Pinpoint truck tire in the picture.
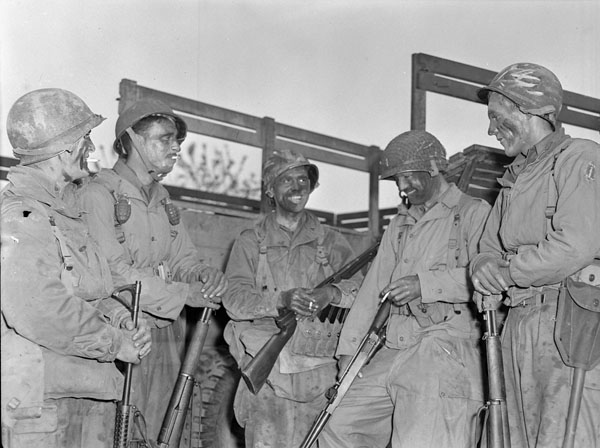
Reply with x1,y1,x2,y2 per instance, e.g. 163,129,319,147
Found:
195,348,245,448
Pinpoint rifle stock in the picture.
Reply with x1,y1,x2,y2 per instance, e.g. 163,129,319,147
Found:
241,240,381,395
300,293,391,448
157,307,212,448
481,294,511,448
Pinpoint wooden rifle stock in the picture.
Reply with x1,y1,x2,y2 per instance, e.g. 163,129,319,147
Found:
113,282,142,448
241,240,381,395
481,294,511,448
157,307,212,447
300,293,391,448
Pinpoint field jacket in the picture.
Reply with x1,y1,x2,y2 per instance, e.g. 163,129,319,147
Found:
337,184,491,356
77,159,210,324
473,128,600,305
1,166,124,412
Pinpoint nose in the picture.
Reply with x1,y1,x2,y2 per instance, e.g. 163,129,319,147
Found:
487,118,498,137
397,176,409,192
172,139,182,153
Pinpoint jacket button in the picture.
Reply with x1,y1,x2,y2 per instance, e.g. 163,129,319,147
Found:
437,288,443,294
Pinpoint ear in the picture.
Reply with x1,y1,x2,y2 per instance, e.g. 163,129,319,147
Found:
265,188,274,198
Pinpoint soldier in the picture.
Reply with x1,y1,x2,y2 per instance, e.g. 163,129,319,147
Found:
223,149,362,447
471,63,600,447
76,98,227,443
1,88,151,448
319,130,492,448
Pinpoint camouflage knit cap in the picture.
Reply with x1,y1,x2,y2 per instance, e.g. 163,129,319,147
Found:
262,149,319,191
380,130,448,180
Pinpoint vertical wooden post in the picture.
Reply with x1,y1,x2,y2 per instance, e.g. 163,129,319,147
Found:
260,117,276,214
367,145,381,238
411,53,426,131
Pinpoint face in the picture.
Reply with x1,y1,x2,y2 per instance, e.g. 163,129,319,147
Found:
138,118,182,177
269,166,311,217
60,132,96,182
487,92,536,158
393,171,438,206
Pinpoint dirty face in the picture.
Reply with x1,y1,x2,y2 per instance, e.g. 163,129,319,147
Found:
393,171,438,206
270,166,311,216
138,118,182,177
487,92,536,158
60,132,96,182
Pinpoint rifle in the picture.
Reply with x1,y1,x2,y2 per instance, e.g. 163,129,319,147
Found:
113,282,143,448
241,239,381,395
157,307,212,447
480,293,510,448
300,292,391,448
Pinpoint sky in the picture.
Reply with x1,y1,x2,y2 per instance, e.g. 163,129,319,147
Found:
1,0,599,212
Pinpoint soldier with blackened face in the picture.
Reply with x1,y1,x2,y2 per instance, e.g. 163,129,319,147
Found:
320,130,491,448
472,63,600,448
76,99,227,444
1,89,152,448
223,149,362,447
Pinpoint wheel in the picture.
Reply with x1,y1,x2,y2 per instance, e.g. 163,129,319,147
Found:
192,348,245,448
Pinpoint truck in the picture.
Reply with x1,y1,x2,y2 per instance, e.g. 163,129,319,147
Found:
1,53,597,447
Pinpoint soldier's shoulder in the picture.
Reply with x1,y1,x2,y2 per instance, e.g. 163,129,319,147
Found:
1,194,49,226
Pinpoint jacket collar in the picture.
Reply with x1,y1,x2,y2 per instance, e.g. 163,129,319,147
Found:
5,165,81,218
500,127,570,186
256,210,324,248
111,159,168,205
398,182,462,222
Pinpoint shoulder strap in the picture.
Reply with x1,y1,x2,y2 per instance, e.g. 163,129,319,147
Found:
254,228,278,293
48,214,75,296
445,193,471,270
545,138,574,223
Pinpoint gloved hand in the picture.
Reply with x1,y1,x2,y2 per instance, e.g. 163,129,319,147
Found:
186,281,222,309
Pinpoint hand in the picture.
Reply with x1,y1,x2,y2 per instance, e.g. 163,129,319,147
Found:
381,275,421,307
186,282,222,309
116,325,151,364
471,255,512,296
121,316,152,360
304,285,341,316
279,288,314,317
198,267,228,300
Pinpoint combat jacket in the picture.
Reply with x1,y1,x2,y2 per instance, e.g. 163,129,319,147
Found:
337,184,491,356
1,166,124,405
224,211,360,374
78,159,210,323
474,128,600,304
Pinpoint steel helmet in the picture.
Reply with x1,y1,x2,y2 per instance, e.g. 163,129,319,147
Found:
380,130,448,180
262,149,319,191
115,98,187,142
7,88,105,165
478,62,563,127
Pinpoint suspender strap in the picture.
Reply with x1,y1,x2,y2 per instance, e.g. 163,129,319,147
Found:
48,214,75,296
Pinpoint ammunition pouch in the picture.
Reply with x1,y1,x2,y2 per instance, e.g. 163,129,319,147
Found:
554,262,600,370
288,305,349,357
406,301,470,328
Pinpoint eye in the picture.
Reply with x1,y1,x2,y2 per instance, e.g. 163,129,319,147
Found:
298,177,309,185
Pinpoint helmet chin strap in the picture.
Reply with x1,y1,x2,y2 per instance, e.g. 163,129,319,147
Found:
125,128,164,182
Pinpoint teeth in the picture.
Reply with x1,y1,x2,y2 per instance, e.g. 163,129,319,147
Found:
86,158,99,163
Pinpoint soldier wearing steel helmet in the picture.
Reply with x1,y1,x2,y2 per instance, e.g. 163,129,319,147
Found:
471,63,600,447
222,149,362,447
319,130,491,448
75,98,228,443
1,88,152,448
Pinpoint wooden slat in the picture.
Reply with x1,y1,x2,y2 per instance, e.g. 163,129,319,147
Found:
183,115,262,147
417,72,481,103
275,122,371,157
559,108,600,131
414,53,495,86
122,80,263,131
275,139,369,172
